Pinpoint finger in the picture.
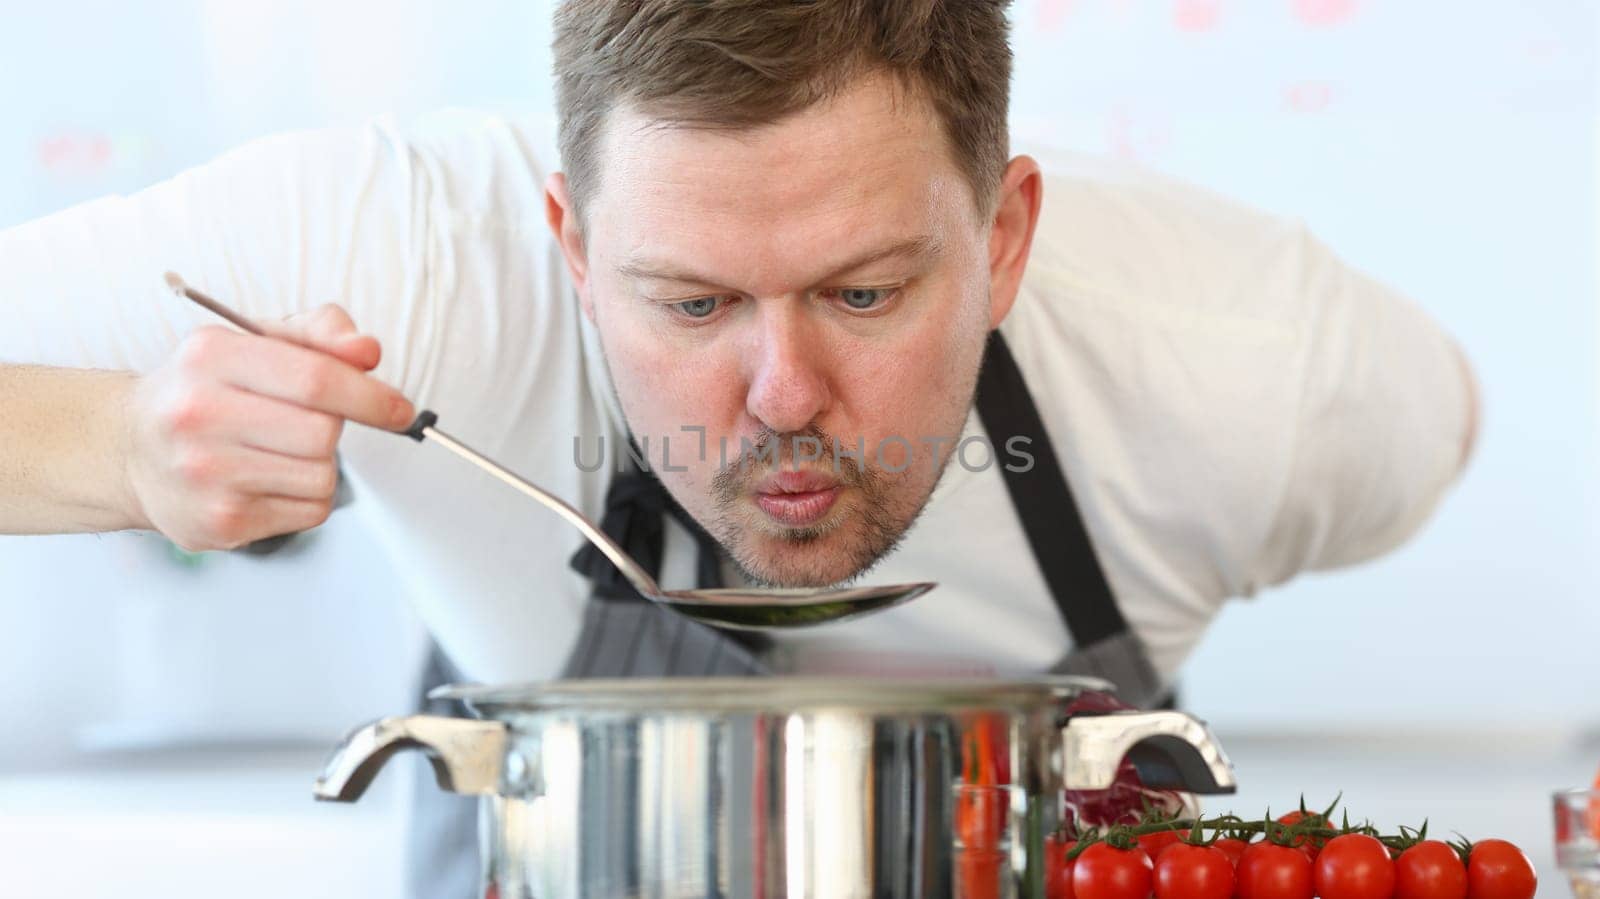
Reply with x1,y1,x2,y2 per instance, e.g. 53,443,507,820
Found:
179,443,340,501
261,304,382,371
155,380,344,457
322,334,382,372
260,495,335,534
234,449,340,502
198,493,336,550
235,495,336,541
184,328,414,431
209,387,346,458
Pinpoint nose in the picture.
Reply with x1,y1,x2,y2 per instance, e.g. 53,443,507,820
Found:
744,301,832,435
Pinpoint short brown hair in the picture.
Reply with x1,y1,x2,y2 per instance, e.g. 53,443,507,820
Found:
553,0,1014,224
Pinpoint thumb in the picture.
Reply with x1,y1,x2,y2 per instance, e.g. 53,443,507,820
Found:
263,304,382,372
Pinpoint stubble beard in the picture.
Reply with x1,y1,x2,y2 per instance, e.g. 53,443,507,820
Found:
707,423,964,588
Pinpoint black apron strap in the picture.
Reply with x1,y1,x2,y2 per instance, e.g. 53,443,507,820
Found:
563,447,770,678
974,331,1127,646
974,330,1168,709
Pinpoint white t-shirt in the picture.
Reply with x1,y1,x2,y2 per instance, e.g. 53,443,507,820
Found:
0,110,1472,687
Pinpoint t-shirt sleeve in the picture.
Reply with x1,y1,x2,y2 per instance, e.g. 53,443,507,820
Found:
0,118,434,395
1250,224,1474,586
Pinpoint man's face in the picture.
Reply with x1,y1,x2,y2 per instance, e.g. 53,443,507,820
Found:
573,74,999,588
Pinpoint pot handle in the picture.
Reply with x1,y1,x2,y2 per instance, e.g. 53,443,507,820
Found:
1061,711,1237,794
313,715,509,802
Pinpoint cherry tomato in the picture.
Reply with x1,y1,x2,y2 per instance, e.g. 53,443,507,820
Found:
1214,838,1250,868
1315,833,1396,899
1395,840,1468,899
1138,828,1190,860
1046,836,1078,899
1237,842,1314,899
1073,843,1153,899
1466,839,1536,899
1154,842,1235,899
1277,810,1331,862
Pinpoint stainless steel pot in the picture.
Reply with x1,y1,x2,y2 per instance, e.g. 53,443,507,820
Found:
315,676,1236,898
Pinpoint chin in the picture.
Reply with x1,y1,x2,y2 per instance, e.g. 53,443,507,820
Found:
727,513,907,589
736,544,863,589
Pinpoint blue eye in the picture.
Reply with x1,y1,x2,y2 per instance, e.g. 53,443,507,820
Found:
836,288,891,310
676,297,720,318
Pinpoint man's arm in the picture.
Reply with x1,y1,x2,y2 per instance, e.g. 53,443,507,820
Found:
0,366,143,534
0,123,426,547
1251,224,1479,584
1,322,412,548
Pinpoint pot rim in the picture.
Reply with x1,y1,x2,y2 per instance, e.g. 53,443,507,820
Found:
429,674,1116,713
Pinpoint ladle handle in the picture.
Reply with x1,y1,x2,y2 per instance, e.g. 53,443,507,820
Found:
403,409,664,597
165,271,666,599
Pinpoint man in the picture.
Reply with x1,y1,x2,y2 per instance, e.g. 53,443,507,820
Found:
0,0,1475,894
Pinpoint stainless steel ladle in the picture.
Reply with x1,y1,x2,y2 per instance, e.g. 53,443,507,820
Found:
165,272,935,630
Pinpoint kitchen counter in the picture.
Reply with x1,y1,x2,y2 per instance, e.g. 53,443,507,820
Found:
0,730,1591,897
1204,728,1596,898
0,746,411,899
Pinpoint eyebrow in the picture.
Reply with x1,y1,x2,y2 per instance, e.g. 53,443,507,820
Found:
616,235,943,289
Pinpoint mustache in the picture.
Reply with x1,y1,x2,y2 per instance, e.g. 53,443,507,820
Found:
710,424,871,496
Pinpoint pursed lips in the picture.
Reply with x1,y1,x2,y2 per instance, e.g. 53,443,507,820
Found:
753,469,843,527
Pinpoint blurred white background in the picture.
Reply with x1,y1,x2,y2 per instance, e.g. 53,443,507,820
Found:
0,1,1595,896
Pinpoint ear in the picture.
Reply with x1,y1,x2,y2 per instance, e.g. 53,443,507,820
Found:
544,172,596,322
985,155,1044,330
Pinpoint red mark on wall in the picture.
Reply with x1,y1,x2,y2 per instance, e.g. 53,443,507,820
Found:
35,130,156,180
1292,0,1357,28
1174,0,1221,33
36,131,113,177
1284,81,1335,113
1108,108,1172,162
1037,0,1073,33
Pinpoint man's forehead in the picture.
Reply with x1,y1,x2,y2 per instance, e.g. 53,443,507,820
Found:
587,79,973,232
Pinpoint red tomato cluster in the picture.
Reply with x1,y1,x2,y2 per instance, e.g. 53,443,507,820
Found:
1043,832,1536,899
1276,810,1335,863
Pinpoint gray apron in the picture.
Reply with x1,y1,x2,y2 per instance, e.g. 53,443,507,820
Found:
404,331,1166,898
